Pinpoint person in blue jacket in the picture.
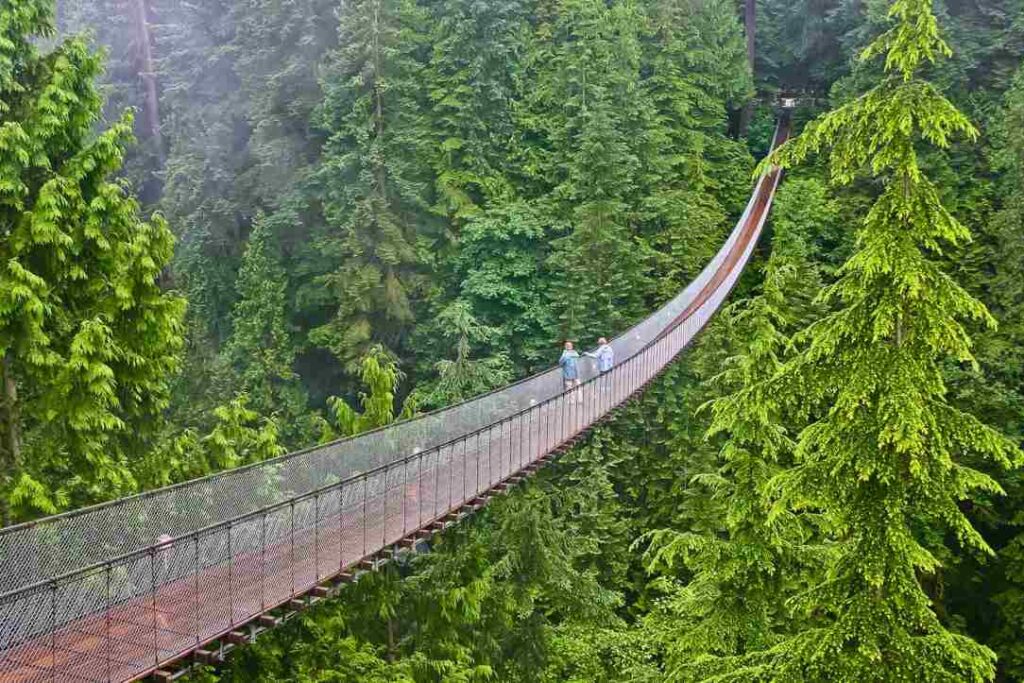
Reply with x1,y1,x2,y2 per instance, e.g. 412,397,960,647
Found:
559,341,581,391
585,337,614,374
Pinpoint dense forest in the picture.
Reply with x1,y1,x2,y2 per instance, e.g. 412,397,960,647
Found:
5,0,1024,679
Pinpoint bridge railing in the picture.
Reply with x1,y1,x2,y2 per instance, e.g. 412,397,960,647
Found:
0,122,787,683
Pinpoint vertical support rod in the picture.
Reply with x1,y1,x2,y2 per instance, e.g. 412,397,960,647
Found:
362,478,368,561
150,549,158,665
314,492,321,581
260,512,267,612
227,523,234,628
486,425,493,488
105,564,112,682
382,467,388,550
50,581,56,683
434,447,441,521
194,534,201,648
290,501,296,597
448,444,455,510
507,417,513,480
338,483,345,571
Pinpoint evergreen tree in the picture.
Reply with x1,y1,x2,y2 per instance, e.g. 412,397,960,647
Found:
422,0,529,223
755,0,853,93
0,0,185,522
639,0,754,300
639,184,825,678
231,0,337,205
222,217,311,446
411,301,513,410
716,1,1022,679
154,0,256,430
158,0,250,346
55,0,166,201
456,201,556,372
953,62,1024,681
310,0,435,370
158,0,337,423
138,395,284,488
322,346,411,440
537,0,653,340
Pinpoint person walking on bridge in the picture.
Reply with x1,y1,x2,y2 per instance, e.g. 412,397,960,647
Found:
585,337,613,374
559,341,581,391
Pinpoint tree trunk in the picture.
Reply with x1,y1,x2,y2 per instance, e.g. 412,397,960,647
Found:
131,0,165,163
371,0,387,201
738,0,756,138
745,0,756,70
0,354,21,527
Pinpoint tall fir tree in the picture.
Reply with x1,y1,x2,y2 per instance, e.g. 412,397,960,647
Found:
537,0,653,341
310,0,436,371
640,184,825,678
0,0,185,522
713,1,1023,679
952,62,1024,681
222,217,311,446
456,200,557,372
641,0,754,299
55,0,166,201
422,0,529,224
231,0,337,205
410,300,513,409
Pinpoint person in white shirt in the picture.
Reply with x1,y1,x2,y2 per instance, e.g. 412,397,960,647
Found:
585,337,614,374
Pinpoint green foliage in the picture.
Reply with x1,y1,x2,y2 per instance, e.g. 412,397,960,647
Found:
0,0,185,522
527,0,655,340
55,0,166,200
410,301,513,410
716,1,1024,679
951,60,1024,683
322,347,410,440
456,200,556,371
638,187,825,678
24,0,1024,679
222,217,312,446
310,0,436,370
137,394,283,489
213,479,622,682
421,0,527,222
156,0,337,421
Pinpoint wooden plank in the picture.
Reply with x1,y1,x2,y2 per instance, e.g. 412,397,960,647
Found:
226,631,248,646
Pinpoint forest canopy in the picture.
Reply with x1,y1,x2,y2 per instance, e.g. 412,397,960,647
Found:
3,0,1024,680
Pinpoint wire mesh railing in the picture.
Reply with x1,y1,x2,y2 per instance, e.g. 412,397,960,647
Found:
0,120,788,683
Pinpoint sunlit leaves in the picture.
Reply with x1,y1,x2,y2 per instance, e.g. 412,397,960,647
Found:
734,0,1024,679
0,0,184,520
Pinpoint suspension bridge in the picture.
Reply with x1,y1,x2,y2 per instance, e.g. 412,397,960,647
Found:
0,115,791,683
